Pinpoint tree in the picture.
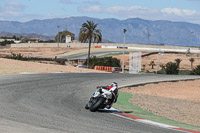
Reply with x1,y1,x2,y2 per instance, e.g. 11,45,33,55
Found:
149,61,156,69
175,58,182,69
55,30,75,43
84,56,120,69
142,64,146,70
79,21,102,66
165,62,179,74
189,58,195,69
191,65,200,75
160,64,166,70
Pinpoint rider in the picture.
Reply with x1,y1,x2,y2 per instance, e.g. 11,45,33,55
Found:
97,82,119,109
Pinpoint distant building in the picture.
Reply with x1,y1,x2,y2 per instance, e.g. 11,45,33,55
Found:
0,39,15,42
72,40,79,43
66,35,72,43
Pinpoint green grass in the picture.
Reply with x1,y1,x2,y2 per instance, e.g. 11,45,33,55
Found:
99,51,152,57
156,69,192,75
100,52,129,57
113,91,200,132
178,70,192,75
59,53,84,59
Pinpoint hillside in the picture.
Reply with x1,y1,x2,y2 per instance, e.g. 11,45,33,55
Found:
0,17,200,46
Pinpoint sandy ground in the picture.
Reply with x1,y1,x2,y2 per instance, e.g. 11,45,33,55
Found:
113,53,200,71
121,80,200,126
0,58,107,74
2,47,200,71
0,47,77,58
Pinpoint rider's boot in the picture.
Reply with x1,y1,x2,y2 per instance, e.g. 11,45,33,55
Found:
106,104,111,109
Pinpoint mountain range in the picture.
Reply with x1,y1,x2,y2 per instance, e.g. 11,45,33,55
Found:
0,31,54,41
0,16,200,46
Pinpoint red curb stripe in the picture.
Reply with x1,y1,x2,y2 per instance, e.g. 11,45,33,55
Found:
171,127,200,133
115,112,200,133
116,113,144,120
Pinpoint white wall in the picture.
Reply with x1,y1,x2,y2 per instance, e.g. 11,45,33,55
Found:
66,36,71,43
10,43,200,53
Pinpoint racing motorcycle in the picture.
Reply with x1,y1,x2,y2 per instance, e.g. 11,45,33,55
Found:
85,87,115,112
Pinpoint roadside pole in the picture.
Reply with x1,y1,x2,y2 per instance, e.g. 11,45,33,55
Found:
57,26,60,47
156,49,164,74
122,28,127,74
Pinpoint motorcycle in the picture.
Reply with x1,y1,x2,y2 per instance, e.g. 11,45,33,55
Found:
85,87,114,112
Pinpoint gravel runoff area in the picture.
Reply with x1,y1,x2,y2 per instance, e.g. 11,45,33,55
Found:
120,80,200,127
0,58,107,74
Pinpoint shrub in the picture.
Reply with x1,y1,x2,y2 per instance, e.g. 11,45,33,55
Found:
5,53,66,65
157,69,166,74
84,56,121,69
165,62,179,74
191,65,200,75
0,40,14,46
9,53,26,60
178,70,192,75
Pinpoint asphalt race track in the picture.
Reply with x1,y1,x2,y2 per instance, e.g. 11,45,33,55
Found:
0,73,199,133
64,51,123,60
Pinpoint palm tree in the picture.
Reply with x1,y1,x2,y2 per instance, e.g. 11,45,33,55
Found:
175,58,182,69
149,61,156,69
189,58,195,69
79,21,102,67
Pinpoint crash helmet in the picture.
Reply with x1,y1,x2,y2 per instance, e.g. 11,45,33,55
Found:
111,82,118,87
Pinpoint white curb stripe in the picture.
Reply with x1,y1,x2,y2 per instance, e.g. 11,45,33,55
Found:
19,72,38,74
139,119,177,128
108,108,192,133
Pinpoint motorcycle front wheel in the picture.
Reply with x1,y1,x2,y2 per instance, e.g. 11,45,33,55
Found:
89,97,105,112
85,103,90,109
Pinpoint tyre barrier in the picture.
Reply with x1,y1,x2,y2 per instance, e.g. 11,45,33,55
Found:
94,46,102,48
94,66,113,72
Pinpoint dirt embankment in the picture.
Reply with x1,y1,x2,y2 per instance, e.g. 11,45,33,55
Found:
121,80,200,126
0,47,78,58
0,58,107,74
113,53,200,72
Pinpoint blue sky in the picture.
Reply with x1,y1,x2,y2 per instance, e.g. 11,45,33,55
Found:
0,0,200,24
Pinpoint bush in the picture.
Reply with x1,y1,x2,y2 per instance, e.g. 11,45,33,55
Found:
157,69,166,74
178,70,192,75
84,56,121,69
191,65,200,75
165,62,179,74
9,53,26,60
0,40,14,46
5,53,66,65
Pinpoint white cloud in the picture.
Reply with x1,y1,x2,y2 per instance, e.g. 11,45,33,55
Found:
79,5,200,24
1,2,25,16
161,8,197,16
0,1,67,22
5,1,25,11
0,2,26,21
81,5,101,12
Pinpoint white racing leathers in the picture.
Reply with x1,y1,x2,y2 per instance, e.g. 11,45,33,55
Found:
85,86,119,112
102,86,119,108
